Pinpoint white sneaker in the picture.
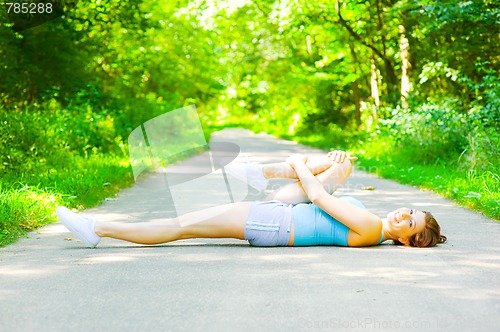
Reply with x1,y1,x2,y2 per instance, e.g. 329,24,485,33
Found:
224,162,268,192
56,206,101,248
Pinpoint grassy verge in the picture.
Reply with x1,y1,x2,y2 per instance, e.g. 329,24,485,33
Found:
354,158,500,218
0,153,133,246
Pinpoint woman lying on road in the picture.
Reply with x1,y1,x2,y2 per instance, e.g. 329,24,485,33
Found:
57,151,446,248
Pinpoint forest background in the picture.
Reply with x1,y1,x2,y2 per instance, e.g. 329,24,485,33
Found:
0,0,498,246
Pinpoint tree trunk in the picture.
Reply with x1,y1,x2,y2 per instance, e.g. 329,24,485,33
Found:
371,58,380,108
399,24,411,109
371,57,380,125
349,44,361,127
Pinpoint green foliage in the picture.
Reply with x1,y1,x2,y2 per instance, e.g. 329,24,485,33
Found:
350,98,499,220
0,100,134,246
378,102,469,164
1,103,119,173
411,0,499,105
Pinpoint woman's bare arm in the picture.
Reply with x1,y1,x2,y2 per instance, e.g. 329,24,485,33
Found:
286,154,380,236
266,152,353,204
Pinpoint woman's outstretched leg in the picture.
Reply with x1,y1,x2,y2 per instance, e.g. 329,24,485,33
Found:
58,202,251,247
96,202,250,244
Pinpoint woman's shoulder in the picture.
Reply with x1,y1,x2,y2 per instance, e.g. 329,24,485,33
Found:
347,220,384,247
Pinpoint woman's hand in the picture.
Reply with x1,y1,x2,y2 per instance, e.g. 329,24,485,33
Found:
327,150,358,163
286,154,308,168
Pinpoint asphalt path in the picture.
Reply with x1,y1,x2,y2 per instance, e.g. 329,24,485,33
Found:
1,128,499,332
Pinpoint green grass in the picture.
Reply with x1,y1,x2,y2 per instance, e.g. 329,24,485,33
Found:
354,156,500,219
0,152,134,246
0,186,57,244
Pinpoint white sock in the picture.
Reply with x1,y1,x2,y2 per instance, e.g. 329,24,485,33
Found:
224,162,268,191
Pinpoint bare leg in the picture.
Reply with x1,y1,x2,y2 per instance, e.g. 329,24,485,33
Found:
266,159,353,205
95,202,251,245
262,156,334,179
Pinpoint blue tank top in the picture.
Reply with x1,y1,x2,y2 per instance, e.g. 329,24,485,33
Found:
292,196,384,246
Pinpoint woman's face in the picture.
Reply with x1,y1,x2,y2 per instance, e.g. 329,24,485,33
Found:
386,208,426,242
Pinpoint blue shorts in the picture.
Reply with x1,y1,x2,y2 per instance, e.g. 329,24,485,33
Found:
244,201,292,247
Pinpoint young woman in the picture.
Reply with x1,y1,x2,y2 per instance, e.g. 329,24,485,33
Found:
57,151,446,248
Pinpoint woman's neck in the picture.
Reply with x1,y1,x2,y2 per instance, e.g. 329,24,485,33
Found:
381,218,397,241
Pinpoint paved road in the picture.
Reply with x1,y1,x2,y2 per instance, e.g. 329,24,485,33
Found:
1,129,499,332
